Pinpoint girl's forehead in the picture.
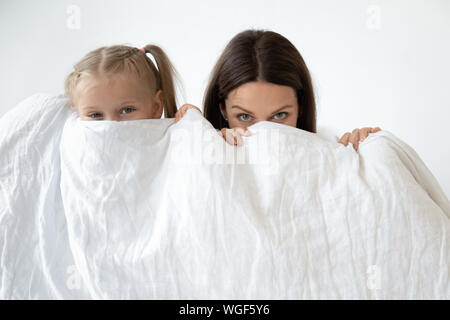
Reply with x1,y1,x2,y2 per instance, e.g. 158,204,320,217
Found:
74,73,153,108
78,72,137,86
76,73,151,96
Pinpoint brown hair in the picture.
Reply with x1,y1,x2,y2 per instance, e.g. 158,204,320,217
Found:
65,44,178,118
203,29,316,132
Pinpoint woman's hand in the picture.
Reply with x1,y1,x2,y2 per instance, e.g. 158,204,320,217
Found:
175,104,202,122
218,127,252,146
338,127,381,151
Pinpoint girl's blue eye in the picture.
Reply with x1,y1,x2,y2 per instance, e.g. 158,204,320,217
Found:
273,112,287,120
121,107,135,114
238,114,252,121
89,113,102,118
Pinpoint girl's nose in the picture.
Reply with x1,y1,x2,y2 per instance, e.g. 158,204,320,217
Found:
105,115,120,121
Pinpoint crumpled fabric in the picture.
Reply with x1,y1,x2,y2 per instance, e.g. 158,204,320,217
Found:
0,93,449,299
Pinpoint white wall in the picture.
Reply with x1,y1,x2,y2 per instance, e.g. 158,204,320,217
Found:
1,0,449,198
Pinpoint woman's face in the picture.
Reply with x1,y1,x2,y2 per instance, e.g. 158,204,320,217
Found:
220,81,299,129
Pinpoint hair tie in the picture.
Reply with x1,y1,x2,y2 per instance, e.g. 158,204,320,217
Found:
140,47,159,73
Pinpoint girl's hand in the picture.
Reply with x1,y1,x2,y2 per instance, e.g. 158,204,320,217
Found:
338,127,381,151
218,127,252,146
175,104,202,122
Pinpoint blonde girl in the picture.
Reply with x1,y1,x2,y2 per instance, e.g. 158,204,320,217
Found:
65,44,195,122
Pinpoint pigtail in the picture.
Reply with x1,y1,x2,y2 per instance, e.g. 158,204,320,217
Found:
142,44,177,118
64,71,78,106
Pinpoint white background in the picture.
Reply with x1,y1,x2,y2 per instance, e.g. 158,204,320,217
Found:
1,0,449,198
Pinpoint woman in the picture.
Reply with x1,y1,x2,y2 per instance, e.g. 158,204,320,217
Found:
200,29,380,149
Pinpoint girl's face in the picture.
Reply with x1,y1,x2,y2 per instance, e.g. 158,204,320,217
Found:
220,81,299,129
74,73,163,121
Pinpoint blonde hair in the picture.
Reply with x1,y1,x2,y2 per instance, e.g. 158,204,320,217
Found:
65,44,178,118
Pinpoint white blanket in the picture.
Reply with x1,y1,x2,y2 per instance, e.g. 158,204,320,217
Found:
0,94,449,299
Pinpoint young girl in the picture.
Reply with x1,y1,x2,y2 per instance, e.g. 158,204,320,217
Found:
65,43,195,122
178,30,380,151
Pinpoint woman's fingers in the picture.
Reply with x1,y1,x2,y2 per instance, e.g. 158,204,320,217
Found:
180,107,187,118
236,133,244,146
181,104,201,114
360,127,372,141
338,132,351,146
220,128,251,146
231,129,243,146
221,128,236,145
371,127,381,133
176,104,201,122
234,127,252,145
235,127,251,137
175,106,186,122
339,126,381,151
349,129,360,150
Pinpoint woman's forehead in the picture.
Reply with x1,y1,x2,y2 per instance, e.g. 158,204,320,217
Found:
227,81,297,106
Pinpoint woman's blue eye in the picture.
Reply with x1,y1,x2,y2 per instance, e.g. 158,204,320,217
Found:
238,114,252,121
121,107,135,114
273,112,287,120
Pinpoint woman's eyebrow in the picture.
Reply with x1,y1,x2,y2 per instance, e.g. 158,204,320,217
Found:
231,105,255,115
270,105,294,115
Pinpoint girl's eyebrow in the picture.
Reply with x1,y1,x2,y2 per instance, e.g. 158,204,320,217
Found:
120,100,137,105
82,106,99,111
81,101,138,111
